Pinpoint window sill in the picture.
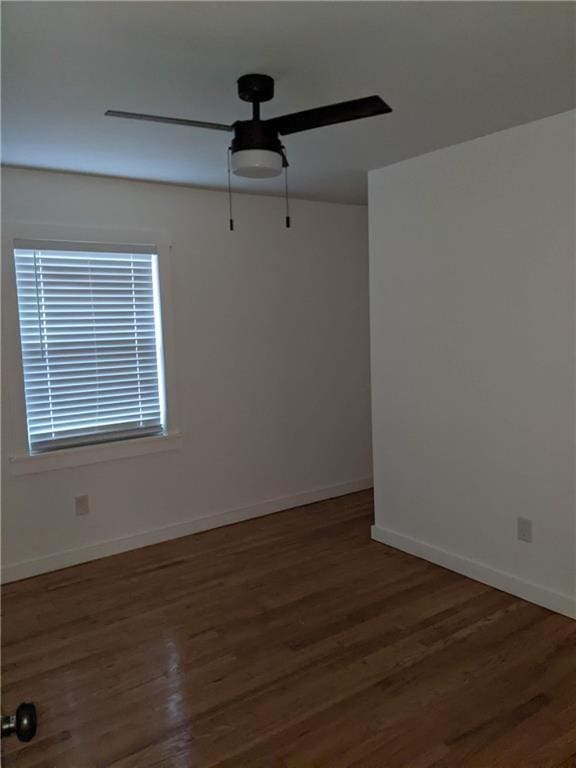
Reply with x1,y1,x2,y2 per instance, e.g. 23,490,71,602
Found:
8,431,183,476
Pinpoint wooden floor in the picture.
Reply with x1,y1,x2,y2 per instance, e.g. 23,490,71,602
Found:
2,490,575,767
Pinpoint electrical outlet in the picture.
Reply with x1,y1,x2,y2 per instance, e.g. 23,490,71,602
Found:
75,495,90,516
517,516,533,543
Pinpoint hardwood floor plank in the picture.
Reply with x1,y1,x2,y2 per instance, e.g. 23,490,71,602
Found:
2,490,574,767
555,757,576,768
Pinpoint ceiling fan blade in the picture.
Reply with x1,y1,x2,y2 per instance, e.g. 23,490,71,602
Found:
105,110,233,132
267,96,391,136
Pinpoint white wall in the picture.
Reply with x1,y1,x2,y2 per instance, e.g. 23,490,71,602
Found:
1,168,372,580
369,111,575,618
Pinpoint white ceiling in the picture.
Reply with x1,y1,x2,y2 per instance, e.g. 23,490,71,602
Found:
2,2,574,204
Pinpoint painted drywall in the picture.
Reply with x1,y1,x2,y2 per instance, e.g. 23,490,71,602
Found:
369,110,576,617
1,168,372,580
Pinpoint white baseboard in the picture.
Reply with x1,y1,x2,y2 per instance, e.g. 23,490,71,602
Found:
371,525,575,620
1,478,372,583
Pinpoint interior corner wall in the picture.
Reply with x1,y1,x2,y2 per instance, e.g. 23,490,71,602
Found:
1,168,372,581
368,110,576,618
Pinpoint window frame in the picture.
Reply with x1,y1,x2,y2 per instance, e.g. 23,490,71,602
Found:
4,222,181,474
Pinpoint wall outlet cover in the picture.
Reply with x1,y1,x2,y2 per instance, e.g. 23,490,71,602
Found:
75,495,90,516
517,516,533,543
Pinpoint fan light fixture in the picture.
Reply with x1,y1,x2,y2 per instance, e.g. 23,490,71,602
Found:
231,149,283,178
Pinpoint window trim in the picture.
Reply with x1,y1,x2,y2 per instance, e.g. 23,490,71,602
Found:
4,221,181,473
8,430,183,475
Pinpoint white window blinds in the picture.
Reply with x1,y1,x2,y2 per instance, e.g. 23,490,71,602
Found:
14,242,166,453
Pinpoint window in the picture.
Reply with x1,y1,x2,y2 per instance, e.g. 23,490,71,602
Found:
14,241,166,453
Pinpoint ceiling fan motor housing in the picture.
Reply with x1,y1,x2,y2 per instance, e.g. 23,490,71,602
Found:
231,119,284,178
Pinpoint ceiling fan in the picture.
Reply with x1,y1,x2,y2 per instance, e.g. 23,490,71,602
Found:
106,74,392,179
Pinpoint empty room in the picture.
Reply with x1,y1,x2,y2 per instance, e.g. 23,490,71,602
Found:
1,1,575,765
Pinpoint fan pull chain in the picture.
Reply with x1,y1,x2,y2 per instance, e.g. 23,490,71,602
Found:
284,162,291,229
227,148,234,231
